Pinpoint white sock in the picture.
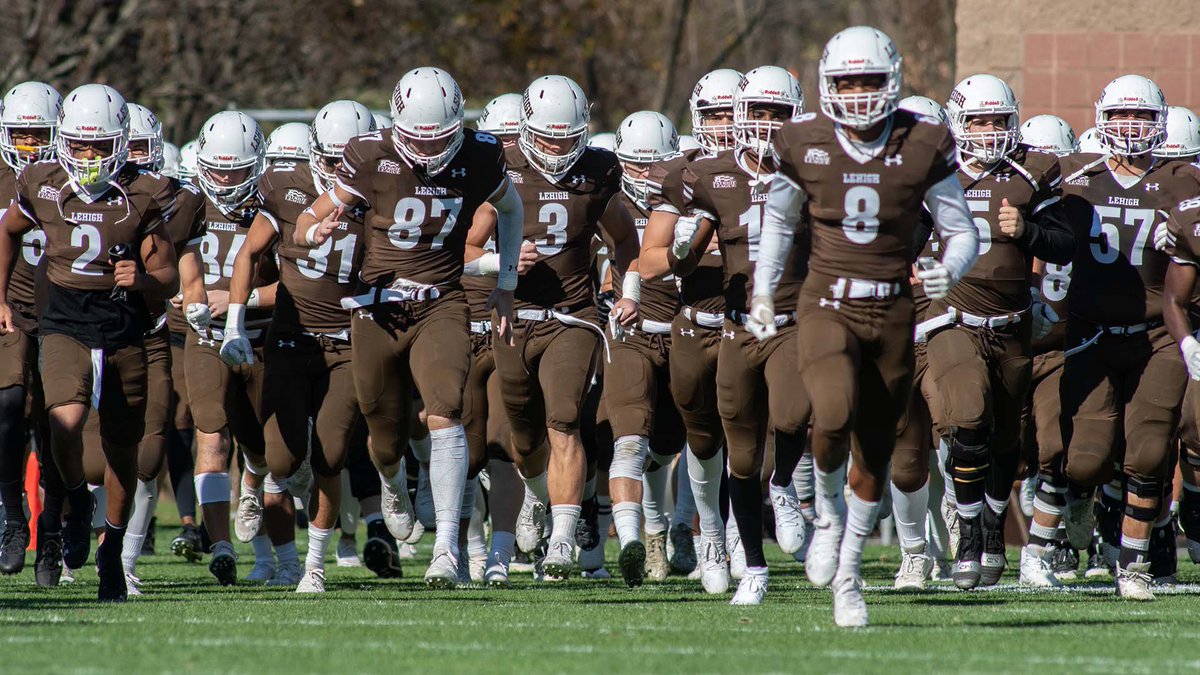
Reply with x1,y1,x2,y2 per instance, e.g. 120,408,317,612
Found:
429,425,468,556
985,494,1009,516
815,463,848,523
891,481,929,552
306,525,332,571
549,504,581,544
936,439,955,505
122,479,158,574
687,448,725,541
489,531,515,568
276,541,298,567
467,481,487,560
520,470,549,506
793,451,815,501
671,452,696,528
837,492,880,580
242,472,263,496
612,502,642,548
642,455,672,535
409,434,432,464
252,534,274,564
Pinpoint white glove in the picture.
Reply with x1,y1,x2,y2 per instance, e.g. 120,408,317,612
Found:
745,295,778,341
608,311,626,342
672,215,700,259
915,261,955,300
1030,287,1060,341
1181,335,1200,381
1153,221,1176,252
185,302,211,334
218,304,255,367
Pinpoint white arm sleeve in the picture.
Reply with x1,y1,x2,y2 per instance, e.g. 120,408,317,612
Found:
488,179,524,291
751,175,807,301
463,252,500,277
924,173,978,281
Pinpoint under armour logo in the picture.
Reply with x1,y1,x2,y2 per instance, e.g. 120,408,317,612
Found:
678,328,695,337
884,155,903,167
450,168,468,178
994,174,1011,182
722,330,735,340
107,195,124,206
570,174,588,185
356,310,373,321
197,338,217,347
278,340,296,348
1145,183,1159,191
819,298,842,311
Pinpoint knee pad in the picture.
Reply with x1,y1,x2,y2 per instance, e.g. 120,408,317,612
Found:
1126,475,1161,500
609,435,649,481
947,428,990,480
1124,501,1159,523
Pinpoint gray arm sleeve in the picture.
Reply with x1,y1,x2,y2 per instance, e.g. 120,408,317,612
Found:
751,174,807,301
488,179,524,291
923,173,978,281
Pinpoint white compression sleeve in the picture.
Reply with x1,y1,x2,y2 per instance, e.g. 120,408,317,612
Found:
923,173,979,282
751,174,807,301
488,180,524,291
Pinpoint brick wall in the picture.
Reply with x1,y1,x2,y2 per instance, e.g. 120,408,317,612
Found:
955,0,1200,135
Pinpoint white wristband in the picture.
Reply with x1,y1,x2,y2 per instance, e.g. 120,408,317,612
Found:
226,303,247,333
1182,335,1199,353
304,222,322,246
327,188,347,209
247,288,260,309
621,271,641,304
478,253,500,276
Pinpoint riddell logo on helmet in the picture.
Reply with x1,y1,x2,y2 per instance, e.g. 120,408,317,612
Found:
981,100,1003,106
79,125,100,131
548,123,570,130
762,89,784,96
215,154,236,161
415,124,440,131
17,114,41,121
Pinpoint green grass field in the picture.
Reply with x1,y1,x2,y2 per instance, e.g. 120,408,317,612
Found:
1,529,1199,674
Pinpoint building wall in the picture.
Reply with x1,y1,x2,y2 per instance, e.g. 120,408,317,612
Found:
955,0,1200,134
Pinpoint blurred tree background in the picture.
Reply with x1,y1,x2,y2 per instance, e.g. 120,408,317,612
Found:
0,0,954,143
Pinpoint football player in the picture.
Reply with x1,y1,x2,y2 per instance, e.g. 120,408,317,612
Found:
296,67,522,589
0,81,63,582
221,100,377,592
0,84,180,601
178,111,278,586
1020,75,1198,601
491,75,640,579
670,66,810,605
920,75,1072,590
752,27,979,625
639,67,742,593
1154,106,1200,163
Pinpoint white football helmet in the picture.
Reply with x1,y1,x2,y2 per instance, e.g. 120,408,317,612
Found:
372,112,393,130
390,67,465,176
946,74,1019,164
818,26,903,129
161,142,182,179
196,111,265,212
266,122,311,162
615,111,680,204
1077,127,1106,154
1020,114,1077,156
519,75,590,177
477,93,522,138
733,66,803,157
311,100,376,191
1153,106,1200,159
689,68,743,155
1095,74,1167,156
678,134,702,152
126,103,164,170
57,84,129,190
179,139,199,183
898,95,947,126
589,132,616,151
0,81,62,171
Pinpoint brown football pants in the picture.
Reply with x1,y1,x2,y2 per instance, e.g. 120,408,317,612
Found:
669,313,724,461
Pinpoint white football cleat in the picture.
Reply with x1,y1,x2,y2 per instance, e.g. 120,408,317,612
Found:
542,539,574,579
336,539,362,567
832,574,869,628
1018,544,1063,588
894,546,933,591
470,553,486,583
124,572,143,597
235,488,264,543
296,568,326,593
698,538,730,594
245,558,276,583
1115,561,1154,601
516,499,547,554
425,549,459,589
770,483,806,554
941,499,960,560
582,567,611,580
380,476,415,542
729,570,767,605
805,515,843,588
727,530,746,581
266,560,302,587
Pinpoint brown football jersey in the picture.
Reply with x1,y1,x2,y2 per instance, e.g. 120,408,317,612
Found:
1032,261,1072,353
773,109,958,282
335,127,506,289
15,161,174,291
0,163,42,308
192,193,278,330
935,147,1066,315
647,150,725,314
1060,154,1199,324
260,164,363,334
684,149,807,314
613,192,679,323
509,146,622,311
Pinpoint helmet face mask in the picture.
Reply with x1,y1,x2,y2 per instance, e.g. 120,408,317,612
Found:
56,84,129,191
196,110,265,212
390,67,465,176
614,110,679,204
818,26,903,130
690,69,743,155
0,81,62,171
732,66,803,159
519,75,590,177
946,74,1020,164
1094,74,1167,157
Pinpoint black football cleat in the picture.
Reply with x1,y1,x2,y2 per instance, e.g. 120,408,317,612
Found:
34,525,64,588
575,495,599,551
363,520,402,579
0,519,30,574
